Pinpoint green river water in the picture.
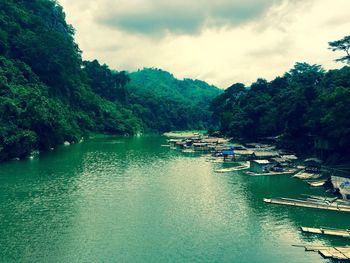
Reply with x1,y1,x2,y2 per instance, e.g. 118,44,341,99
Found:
0,136,349,263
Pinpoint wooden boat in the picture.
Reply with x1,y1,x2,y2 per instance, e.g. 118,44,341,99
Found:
264,197,350,212
302,195,338,203
306,180,327,187
246,170,296,176
214,165,249,173
182,149,195,153
293,171,322,179
209,159,237,164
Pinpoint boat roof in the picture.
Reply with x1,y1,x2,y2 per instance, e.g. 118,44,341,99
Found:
234,150,254,155
253,151,279,157
251,160,270,164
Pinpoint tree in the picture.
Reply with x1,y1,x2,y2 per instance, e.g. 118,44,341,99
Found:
83,60,130,102
329,35,350,64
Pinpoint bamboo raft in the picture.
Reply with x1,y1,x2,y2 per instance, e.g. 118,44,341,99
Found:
294,245,350,260
301,227,350,237
264,197,350,212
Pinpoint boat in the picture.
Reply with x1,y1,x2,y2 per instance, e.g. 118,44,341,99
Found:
264,196,350,213
306,180,327,187
246,170,296,176
293,171,322,180
214,164,249,173
182,149,195,153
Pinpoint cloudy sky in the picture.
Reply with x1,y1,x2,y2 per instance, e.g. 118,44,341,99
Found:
58,0,350,88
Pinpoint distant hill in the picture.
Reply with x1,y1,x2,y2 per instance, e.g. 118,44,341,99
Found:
128,68,223,131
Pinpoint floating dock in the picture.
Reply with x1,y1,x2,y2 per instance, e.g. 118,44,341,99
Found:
301,227,350,238
264,197,350,212
295,245,350,260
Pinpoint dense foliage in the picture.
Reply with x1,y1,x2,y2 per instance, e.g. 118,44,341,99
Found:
0,0,143,161
0,0,219,161
210,62,350,162
82,60,130,103
128,68,222,132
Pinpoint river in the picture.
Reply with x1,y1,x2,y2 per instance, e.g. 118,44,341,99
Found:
0,136,349,262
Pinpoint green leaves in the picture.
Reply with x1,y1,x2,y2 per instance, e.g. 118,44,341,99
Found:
210,63,350,157
329,35,350,64
0,1,147,161
127,68,222,132
83,60,130,103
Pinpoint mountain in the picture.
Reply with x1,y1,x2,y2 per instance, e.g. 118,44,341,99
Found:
128,68,222,131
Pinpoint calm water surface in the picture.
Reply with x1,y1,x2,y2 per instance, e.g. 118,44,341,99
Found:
0,136,349,262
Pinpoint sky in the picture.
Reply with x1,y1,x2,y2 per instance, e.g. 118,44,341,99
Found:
58,0,350,88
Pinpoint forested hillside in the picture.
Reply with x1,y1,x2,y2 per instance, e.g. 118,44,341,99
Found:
210,62,350,162
128,68,222,131
5,0,347,164
0,0,219,162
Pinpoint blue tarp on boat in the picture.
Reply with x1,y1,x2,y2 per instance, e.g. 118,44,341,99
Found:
223,150,234,155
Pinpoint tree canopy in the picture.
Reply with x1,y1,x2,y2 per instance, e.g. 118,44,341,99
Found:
210,63,350,162
329,35,350,64
127,68,222,132
0,0,220,161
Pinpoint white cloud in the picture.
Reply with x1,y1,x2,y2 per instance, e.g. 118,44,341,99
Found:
59,0,350,88
94,0,280,35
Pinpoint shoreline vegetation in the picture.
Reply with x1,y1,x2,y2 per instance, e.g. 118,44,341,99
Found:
0,0,220,163
209,62,350,165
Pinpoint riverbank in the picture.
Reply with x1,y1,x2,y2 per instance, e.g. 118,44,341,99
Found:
1,133,136,164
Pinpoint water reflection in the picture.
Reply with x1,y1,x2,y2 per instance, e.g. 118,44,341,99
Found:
0,136,345,262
